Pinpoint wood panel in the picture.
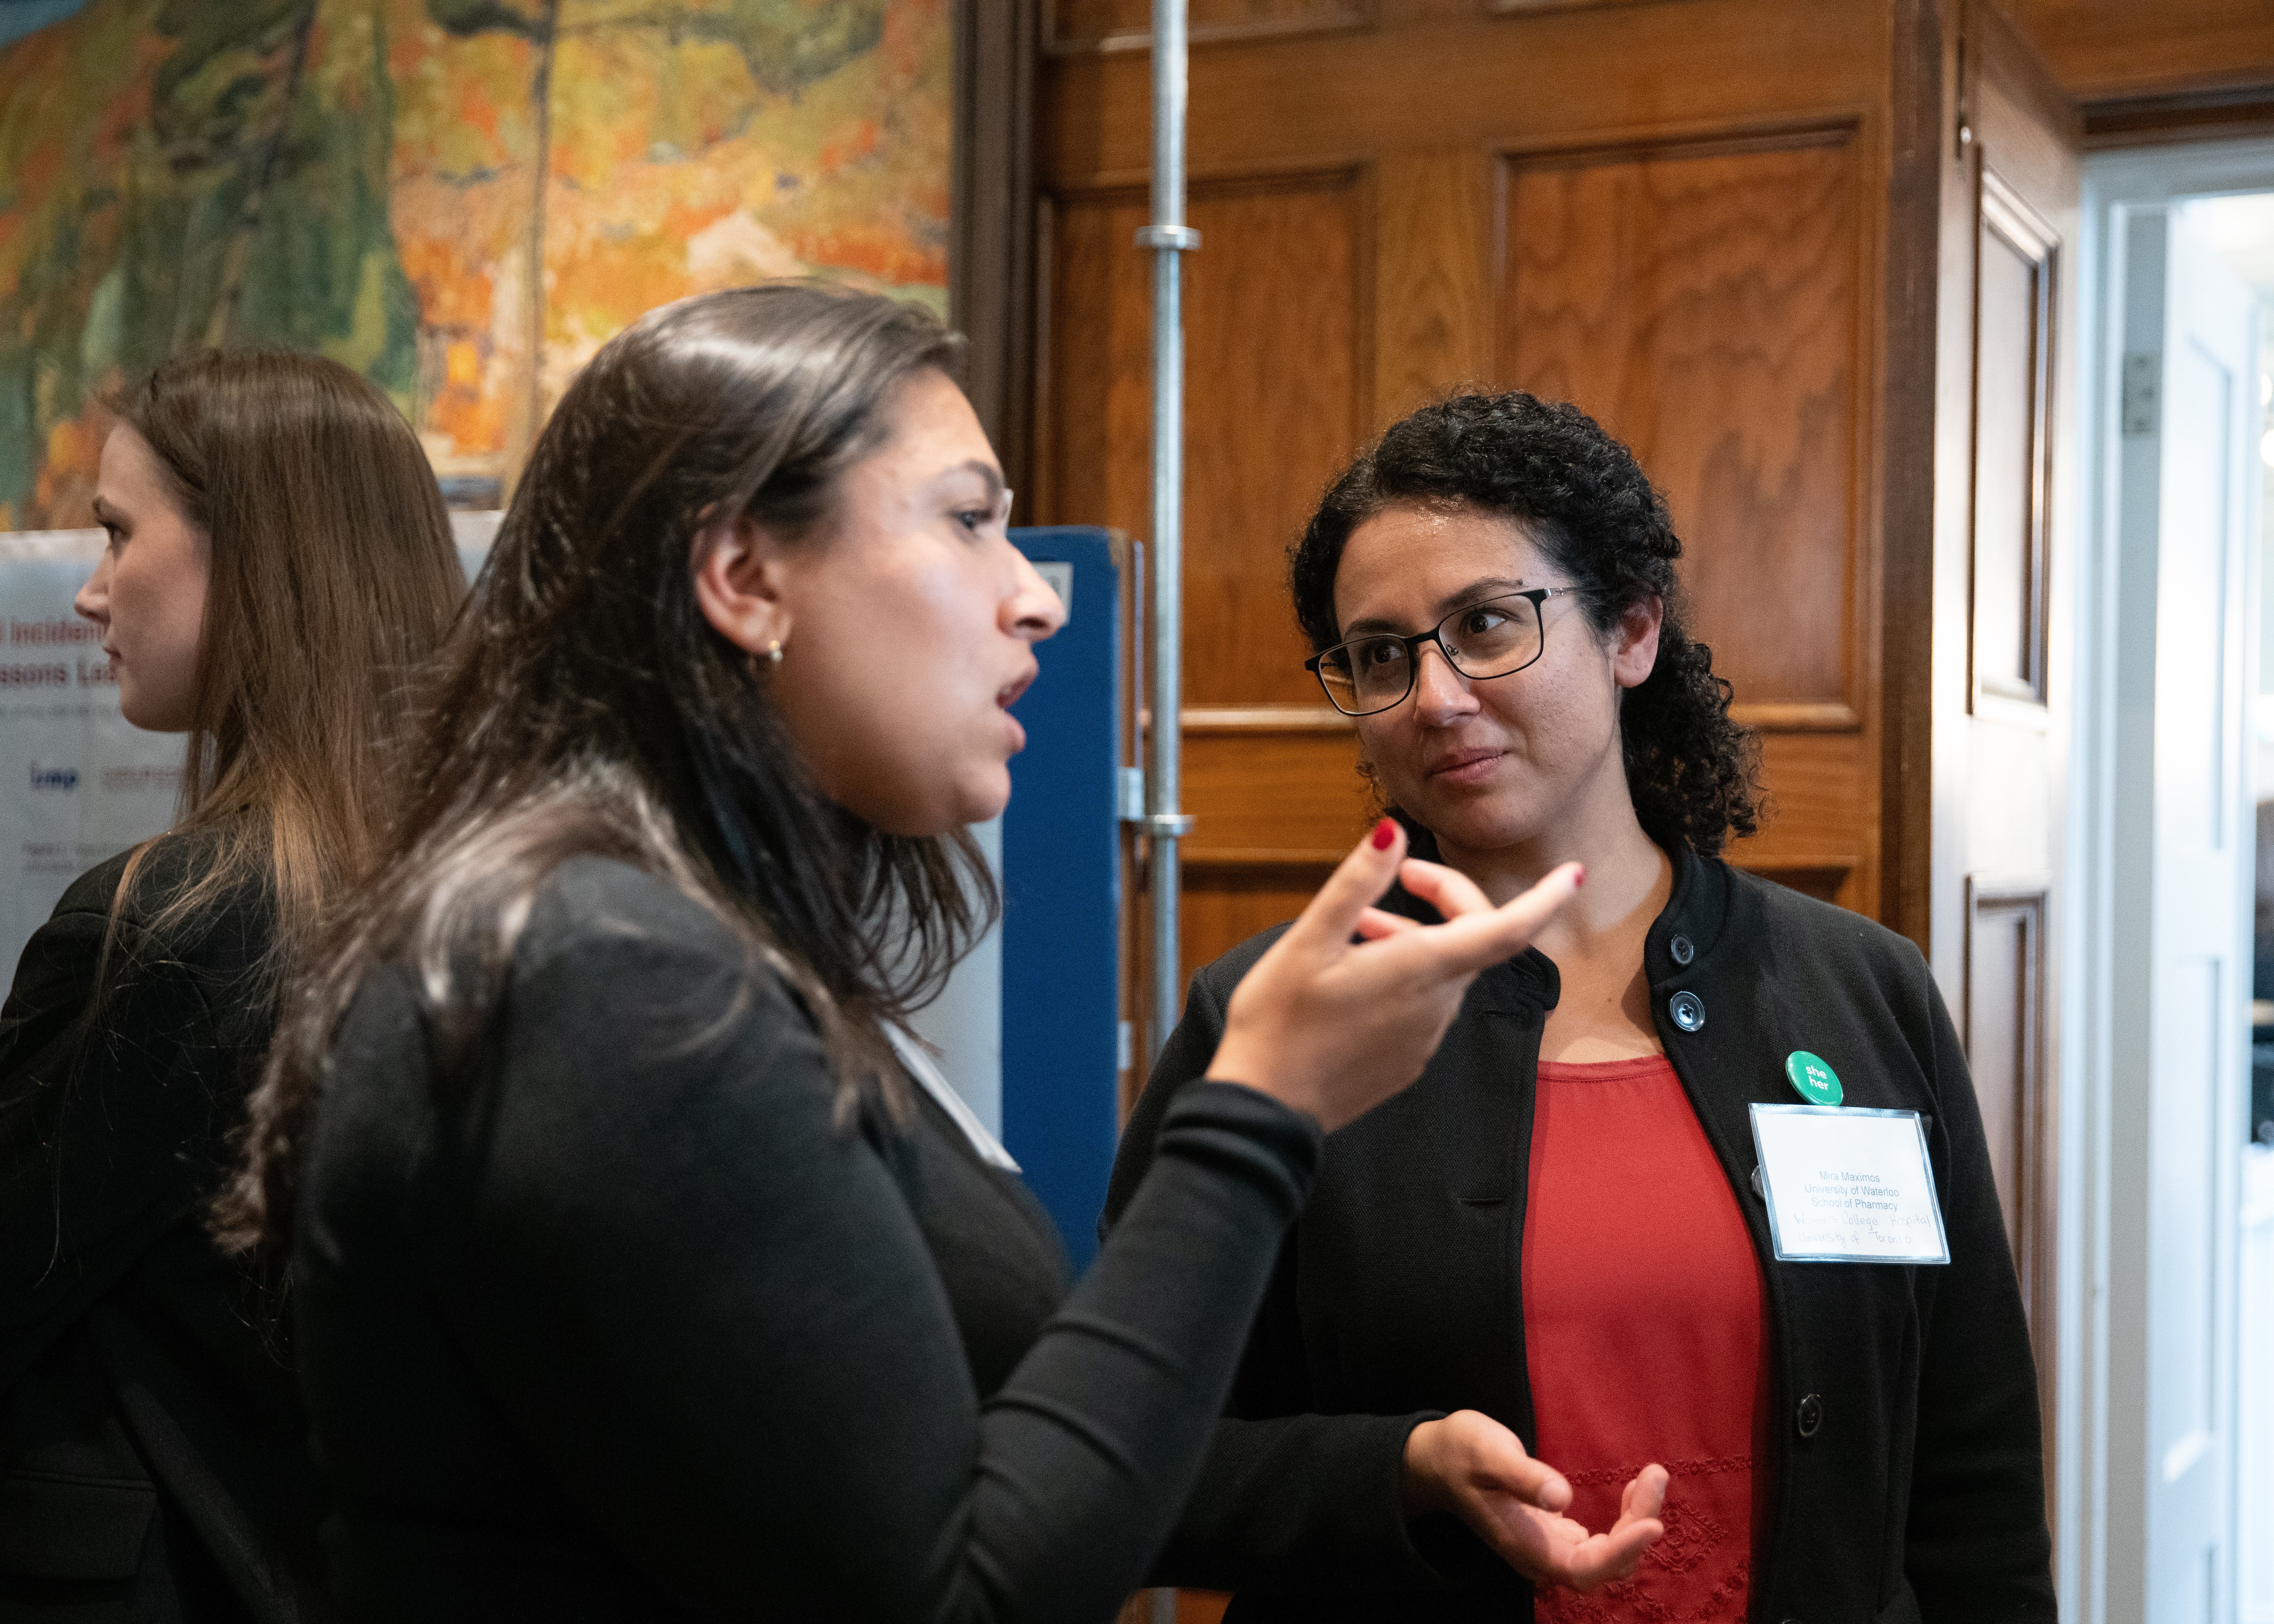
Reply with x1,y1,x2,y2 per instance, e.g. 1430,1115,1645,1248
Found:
951,0,1041,503
1179,867,1330,993
1970,170,2056,711
1497,130,1864,722
1047,0,1365,54
1182,729,1374,862
1038,1,1911,1033
1040,5,1887,190
1965,879,2054,1362
1724,730,1872,913
1040,171,1364,708
1373,150,1492,426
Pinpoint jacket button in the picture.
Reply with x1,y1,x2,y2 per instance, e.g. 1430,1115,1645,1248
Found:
1796,1394,1823,1438
1671,933,1695,965
1669,990,1705,1032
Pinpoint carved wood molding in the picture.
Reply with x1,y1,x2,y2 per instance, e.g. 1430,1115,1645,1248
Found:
1042,158,1369,206
1968,166,2058,715
1170,705,1354,733
1161,701,1861,734
1490,0,1695,12
1044,0,1371,57
1181,845,1347,867
1728,701,1862,733
1493,114,1861,169
1963,874,2055,1391
1731,856,1858,907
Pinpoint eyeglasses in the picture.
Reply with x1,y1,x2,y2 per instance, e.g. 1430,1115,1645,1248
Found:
1304,588,1580,717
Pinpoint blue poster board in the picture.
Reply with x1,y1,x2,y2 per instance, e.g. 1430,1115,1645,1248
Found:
1002,528,1122,1270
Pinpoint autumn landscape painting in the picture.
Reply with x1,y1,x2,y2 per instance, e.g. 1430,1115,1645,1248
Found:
0,0,951,526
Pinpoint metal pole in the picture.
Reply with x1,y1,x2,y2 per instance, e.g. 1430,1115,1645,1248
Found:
1137,0,1197,1065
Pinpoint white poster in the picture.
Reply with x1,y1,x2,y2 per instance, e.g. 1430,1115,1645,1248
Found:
0,529,184,983
0,516,503,989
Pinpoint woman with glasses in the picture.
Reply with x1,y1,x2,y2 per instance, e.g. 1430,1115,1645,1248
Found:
1107,391,2054,1623
214,288,1592,1622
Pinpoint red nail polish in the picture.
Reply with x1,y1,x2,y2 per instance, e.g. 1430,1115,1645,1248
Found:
1571,864,1586,887
1370,817,1397,850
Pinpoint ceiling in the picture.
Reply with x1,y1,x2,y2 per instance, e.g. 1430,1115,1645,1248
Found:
1996,0,2274,105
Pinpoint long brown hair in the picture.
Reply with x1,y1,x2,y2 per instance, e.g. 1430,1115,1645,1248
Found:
214,284,995,1261
105,350,467,976
0,353,463,1253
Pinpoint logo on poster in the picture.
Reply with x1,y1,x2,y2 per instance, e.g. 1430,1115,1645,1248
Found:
28,761,80,792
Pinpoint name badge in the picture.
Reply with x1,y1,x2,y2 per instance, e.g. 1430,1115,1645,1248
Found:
1749,1104,1949,1265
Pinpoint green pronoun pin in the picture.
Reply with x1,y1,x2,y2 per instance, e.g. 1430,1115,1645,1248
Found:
1785,1050,1843,1107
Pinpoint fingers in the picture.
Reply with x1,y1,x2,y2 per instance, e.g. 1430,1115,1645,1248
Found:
1363,861,1582,983
1620,1464,1669,1524
1466,1419,1571,1515
1427,862,1583,971
1394,858,1494,921
1353,908,1422,941
1280,819,1407,956
1559,1516,1664,1593
1556,1466,1668,1594
1455,1457,1666,1595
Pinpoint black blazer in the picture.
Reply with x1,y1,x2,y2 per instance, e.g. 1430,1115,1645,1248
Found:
1106,842,2055,1624
0,830,330,1623
291,855,1320,1623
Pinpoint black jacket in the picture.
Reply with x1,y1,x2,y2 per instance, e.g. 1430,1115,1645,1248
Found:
0,831,330,1623
1105,843,2055,1624
292,855,1321,1623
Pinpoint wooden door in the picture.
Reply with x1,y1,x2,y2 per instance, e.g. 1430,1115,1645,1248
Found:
1031,0,1951,1074
1926,0,2080,1493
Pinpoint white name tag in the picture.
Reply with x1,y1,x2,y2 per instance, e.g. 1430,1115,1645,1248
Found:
1749,1104,1949,1265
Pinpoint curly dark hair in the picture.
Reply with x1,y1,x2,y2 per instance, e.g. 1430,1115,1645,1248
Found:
1289,390,1761,857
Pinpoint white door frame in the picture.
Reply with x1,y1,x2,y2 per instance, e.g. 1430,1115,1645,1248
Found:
2070,137,2274,1624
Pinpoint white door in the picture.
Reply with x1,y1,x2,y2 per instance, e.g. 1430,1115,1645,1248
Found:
2135,198,2262,1623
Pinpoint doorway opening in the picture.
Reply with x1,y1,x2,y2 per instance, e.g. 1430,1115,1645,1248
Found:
2073,141,2274,1624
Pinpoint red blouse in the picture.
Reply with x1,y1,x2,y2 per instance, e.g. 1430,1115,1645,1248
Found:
1522,1054,1771,1624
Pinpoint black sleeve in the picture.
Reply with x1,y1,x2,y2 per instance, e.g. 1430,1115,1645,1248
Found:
1103,955,1455,1597
0,877,238,1392
420,909,1324,1624
1903,967,2057,1620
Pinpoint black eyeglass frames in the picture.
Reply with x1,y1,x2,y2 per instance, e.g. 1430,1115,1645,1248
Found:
1303,587,1580,717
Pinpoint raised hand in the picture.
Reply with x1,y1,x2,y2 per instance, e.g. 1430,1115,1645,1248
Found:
1206,818,1582,1132
1402,1409,1666,1592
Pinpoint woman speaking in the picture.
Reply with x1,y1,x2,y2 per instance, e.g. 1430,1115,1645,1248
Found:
217,286,1596,1621
0,352,465,1621
1107,391,2054,1622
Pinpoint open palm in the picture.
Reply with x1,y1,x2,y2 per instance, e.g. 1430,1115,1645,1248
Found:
1404,1409,1666,1592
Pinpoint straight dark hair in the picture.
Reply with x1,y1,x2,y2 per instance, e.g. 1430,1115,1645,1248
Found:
1290,390,1761,857
215,284,994,1260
